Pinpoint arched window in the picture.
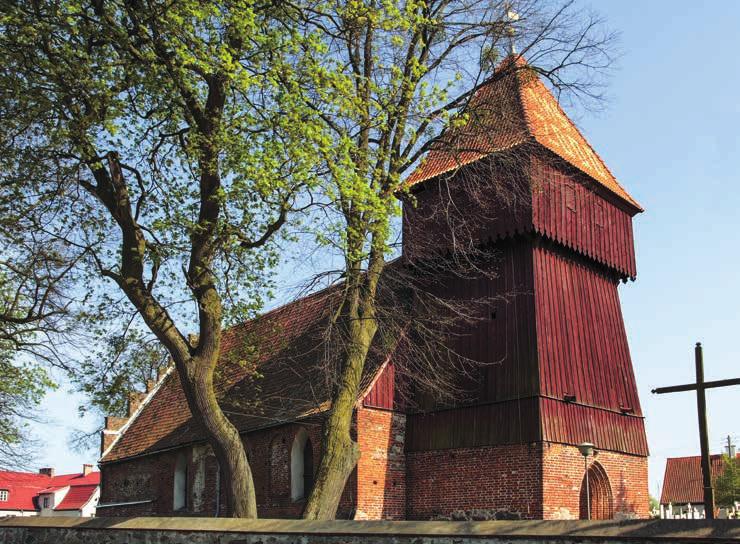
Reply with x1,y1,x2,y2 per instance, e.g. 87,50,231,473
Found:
173,451,188,511
290,428,313,501
579,461,613,520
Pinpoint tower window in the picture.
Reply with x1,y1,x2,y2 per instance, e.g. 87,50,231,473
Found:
0,489,8,502
291,428,313,501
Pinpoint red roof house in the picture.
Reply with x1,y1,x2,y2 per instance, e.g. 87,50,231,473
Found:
0,466,100,517
660,454,728,506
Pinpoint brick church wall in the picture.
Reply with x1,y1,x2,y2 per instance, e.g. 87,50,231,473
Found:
355,408,406,520
406,443,544,520
100,417,648,521
541,443,648,520
99,417,358,518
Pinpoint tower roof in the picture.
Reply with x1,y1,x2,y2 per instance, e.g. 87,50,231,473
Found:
406,56,642,211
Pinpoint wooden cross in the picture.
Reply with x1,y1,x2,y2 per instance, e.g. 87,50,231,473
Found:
652,342,740,520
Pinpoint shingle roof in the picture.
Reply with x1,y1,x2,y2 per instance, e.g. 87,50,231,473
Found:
660,454,726,505
406,56,642,211
0,470,99,511
101,284,393,464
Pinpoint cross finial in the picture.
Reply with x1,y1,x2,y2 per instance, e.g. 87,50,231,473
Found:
504,3,520,55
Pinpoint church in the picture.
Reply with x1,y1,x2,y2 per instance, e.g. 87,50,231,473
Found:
96,57,649,521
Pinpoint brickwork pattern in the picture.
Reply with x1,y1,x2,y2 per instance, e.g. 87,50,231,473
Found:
541,443,648,520
407,443,544,520
355,408,406,520
100,418,358,519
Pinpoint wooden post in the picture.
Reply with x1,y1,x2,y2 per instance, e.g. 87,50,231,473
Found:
584,454,590,520
695,342,715,520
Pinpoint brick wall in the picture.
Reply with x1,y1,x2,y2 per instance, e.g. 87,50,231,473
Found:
541,443,648,520
99,417,358,519
406,443,544,520
100,415,648,521
99,450,176,516
406,442,648,521
355,408,406,520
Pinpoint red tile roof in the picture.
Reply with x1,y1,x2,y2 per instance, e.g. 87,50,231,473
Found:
406,55,642,211
38,485,68,494
0,472,45,511
0,470,99,512
54,484,98,511
101,284,392,464
660,454,726,505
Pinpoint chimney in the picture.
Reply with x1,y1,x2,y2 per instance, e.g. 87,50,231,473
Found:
101,429,118,456
82,464,94,476
104,416,127,432
127,391,147,417
146,379,155,393
39,467,55,478
156,365,169,383
100,413,134,457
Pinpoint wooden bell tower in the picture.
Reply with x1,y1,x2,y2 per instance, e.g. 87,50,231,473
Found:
399,57,649,520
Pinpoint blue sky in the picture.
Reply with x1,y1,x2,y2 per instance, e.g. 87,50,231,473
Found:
30,1,739,501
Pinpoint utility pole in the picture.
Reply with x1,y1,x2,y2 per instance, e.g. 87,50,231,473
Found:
726,435,736,458
652,342,740,521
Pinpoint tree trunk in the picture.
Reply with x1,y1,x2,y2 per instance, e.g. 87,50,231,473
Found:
303,295,377,520
179,355,258,518
301,401,361,520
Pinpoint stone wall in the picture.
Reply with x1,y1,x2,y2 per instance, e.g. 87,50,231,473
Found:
1,517,736,544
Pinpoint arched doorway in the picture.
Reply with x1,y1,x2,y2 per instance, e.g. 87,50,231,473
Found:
579,461,613,520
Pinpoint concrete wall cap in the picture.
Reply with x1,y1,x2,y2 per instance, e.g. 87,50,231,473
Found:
0,517,739,541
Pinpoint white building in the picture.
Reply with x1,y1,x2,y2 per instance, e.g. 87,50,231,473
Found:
0,465,100,517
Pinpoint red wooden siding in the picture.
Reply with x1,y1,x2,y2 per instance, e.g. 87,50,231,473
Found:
405,154,637,279
406,397,541,452
400,148,645,457
407,398,647,455
531,155,637,279
403,159,533,261
363,361,396,410
409,241,539,405
540,398,648,456
533,244,642,415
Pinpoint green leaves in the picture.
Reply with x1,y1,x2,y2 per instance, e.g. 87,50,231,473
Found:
0,1,331,452
715,454,740,507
